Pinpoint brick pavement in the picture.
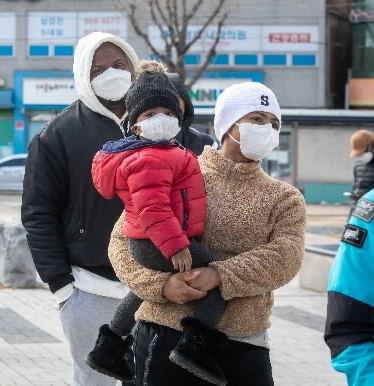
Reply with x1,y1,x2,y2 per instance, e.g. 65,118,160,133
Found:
0,194,348,385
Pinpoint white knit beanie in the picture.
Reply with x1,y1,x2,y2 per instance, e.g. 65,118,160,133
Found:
214,82,282,144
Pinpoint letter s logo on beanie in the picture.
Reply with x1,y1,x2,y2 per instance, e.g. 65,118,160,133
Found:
213,82,282,144
261,95,269,106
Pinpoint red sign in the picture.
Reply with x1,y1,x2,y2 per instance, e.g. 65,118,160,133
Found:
15,120,24,130
269,33,311,43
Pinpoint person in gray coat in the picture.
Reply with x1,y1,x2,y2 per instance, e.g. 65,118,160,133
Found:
347,130,374,216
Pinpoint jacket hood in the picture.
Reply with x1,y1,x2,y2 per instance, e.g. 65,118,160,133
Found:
92,136,177,199
166,73,194,130
177,86,194,130
101,136,176,153
73,32,139,125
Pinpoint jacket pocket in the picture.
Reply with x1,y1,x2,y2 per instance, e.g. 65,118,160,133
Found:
63,203,84,242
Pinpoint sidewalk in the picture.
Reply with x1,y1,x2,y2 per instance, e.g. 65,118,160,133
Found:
0,280,346,386
0,196,348,385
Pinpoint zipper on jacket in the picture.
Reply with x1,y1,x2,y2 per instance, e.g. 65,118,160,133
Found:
181,189,189,230
119,120,126,138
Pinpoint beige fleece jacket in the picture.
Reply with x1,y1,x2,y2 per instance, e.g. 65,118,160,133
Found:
108,146,307,337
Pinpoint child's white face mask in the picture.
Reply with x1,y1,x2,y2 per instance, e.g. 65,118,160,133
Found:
228,123,279,161
91,68,132,101
134,113,180,141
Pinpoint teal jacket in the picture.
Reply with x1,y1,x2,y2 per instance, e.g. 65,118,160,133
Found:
325,189,374,358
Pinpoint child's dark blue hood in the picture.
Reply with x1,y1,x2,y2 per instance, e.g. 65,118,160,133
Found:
100,135,177,154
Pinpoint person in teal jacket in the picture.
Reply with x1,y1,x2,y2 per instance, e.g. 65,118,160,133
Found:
324,189,374,386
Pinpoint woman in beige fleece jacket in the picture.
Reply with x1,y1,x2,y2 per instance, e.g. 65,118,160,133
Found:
108,81,307,386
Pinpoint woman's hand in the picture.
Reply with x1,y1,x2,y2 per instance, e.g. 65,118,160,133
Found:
162,271,206,304
186,267,222,292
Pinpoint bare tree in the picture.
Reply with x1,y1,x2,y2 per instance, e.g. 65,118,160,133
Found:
115,0,233,89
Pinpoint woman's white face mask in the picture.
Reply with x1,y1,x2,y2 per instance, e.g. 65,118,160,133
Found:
91,68,132,101
228,122,279,161
134,113,181,141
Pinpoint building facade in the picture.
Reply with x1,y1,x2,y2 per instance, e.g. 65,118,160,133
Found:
0,0,373,203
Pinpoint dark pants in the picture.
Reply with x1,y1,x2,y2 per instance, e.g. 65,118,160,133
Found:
109,238,225,336
133,321,274,386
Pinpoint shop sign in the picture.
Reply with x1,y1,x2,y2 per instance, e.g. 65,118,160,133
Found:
189,77,266,109
189,79,237,106
23,78,78,106
28,12,127,43
148,25,261,52
262,26,319,52
28,12,77,42
78,12,127,38
148,25,319,52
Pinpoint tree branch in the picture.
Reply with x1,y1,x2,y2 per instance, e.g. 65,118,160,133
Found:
183,0,227,54
185,12,228,89
115,0,234,83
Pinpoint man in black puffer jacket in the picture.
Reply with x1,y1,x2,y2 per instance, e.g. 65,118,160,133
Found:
21,32,140,386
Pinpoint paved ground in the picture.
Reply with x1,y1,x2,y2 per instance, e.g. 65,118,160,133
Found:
0,193,349,385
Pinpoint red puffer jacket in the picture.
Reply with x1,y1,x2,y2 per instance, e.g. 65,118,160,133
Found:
92,140,206,259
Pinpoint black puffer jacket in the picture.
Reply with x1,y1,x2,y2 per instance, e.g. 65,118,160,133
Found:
352,158,374,200
21,31,141,294
21,101,125,293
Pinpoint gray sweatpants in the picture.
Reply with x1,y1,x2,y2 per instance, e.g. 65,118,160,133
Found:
59,288,124,386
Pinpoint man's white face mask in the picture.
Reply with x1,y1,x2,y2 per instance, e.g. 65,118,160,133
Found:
91,68,132,101
228,122,279,161
134,113,181,141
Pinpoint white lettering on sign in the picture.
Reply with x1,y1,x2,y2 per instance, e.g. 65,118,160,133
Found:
262,26,318,52
269,33,311,43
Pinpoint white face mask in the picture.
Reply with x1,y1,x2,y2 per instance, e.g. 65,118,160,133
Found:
91,68,132,101
228,123,279,161
359,151,373,164
134,113,181,141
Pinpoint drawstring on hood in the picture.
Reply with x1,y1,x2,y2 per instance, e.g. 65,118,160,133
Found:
73,32,139,126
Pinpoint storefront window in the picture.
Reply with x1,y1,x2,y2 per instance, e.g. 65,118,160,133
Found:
26,111,57,145
352,1,374,77
263,130,292,184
